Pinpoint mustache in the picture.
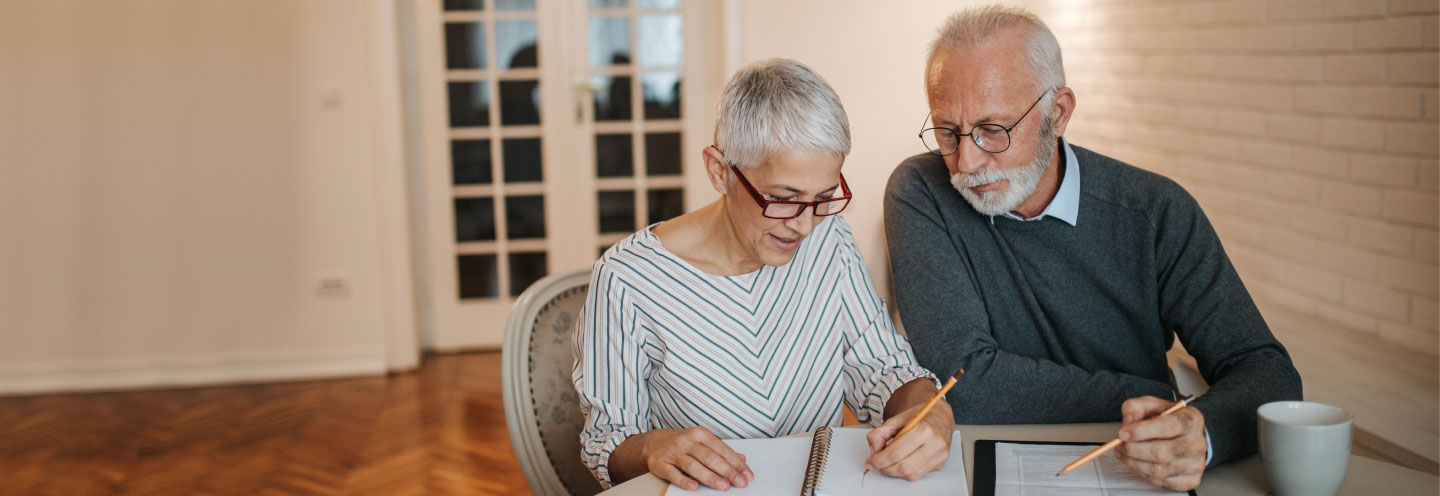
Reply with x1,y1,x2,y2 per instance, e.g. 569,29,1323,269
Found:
956,167,1028,188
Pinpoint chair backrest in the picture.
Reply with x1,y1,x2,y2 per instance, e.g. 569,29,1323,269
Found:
502,268,604,496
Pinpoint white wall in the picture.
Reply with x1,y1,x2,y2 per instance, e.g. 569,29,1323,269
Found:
0,0,417,394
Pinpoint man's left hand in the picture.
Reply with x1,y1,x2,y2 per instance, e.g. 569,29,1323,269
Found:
1114,396,1207,491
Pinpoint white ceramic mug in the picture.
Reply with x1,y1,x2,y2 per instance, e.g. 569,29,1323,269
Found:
1258,401,1353,496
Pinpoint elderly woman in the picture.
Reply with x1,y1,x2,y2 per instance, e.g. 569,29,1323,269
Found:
572,59,952,491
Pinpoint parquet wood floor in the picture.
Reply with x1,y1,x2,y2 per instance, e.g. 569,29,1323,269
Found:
5,349,1432,496
0,352,530,496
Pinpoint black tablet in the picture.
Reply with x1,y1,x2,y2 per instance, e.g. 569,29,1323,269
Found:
973,439,1199,496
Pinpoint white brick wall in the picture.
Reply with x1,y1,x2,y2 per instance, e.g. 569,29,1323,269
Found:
1047,0,1439,356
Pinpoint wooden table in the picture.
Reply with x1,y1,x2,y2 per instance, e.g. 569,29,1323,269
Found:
600,423,1438,495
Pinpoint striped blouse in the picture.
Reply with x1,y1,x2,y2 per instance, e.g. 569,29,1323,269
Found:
571,215,937,488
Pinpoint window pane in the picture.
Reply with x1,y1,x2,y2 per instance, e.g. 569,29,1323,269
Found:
639,0,679,8
637,14,682,67
500,80,541,125
496,21,538,69
599,190,636,233
457,254,498,299
589,17,631,67
648,188,684,225
506,195,546,239
595,134,634,177
591,74,632,121
502,138,542,183
509,252,548,297
445,0,484,11
590,0,628,8
645,132,681,176
454,197,496,242
642,72,681,119
448,81,490,127
445,23,486,70
452,139,492,184
495,0,535,10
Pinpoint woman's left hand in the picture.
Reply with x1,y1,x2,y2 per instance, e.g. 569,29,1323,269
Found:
863,400,954,481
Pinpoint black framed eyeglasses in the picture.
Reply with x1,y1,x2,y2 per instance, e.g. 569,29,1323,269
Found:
729,164,851,219
919,90,1051,155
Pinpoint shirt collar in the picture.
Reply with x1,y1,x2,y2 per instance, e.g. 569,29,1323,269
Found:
996,136,1080,227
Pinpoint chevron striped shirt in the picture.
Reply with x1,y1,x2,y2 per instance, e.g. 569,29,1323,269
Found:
572,215,937,488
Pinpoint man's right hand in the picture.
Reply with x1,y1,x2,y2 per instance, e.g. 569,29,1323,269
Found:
638,427,753,491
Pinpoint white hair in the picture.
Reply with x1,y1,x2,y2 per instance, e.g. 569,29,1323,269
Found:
713,58,851,169
927,4,1066,115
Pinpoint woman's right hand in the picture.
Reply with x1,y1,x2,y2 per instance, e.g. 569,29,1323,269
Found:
639,426,753,491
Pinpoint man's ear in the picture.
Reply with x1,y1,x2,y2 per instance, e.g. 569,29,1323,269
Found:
1050,86,1076,138
703,146,730,196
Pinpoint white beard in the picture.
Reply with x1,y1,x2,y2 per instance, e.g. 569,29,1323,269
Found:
950,123,1058,217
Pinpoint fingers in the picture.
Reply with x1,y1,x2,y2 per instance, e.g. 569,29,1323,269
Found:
867,421,950,480
1116,436,1202,465
649,427,754,491
867,416,905,453
1120,402,1201,443
655,463,701,492
1119,396,1171,424
693,440,752,488
1116,454,1204,491
677,453,734,490
877,438,949,481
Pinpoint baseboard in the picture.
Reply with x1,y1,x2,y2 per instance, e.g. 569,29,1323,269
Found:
0,350,387,396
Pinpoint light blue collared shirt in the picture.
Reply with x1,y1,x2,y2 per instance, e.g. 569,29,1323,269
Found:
994,137,1080,226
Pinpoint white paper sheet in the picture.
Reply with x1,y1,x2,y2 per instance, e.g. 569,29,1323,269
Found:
671,428,968,496
991,443,1187,496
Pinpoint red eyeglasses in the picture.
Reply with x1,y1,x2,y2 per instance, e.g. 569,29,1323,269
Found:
729,164,852,219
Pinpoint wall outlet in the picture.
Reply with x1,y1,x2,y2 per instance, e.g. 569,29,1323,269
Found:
315,275,352,298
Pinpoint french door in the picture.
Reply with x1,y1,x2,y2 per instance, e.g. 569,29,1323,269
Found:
413,0,719,348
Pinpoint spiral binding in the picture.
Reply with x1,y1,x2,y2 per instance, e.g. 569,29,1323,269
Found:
799,426,833,496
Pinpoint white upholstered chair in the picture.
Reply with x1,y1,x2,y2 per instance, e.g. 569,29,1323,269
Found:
502,268,605,496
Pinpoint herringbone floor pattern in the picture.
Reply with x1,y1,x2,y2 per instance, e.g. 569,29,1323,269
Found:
0,352,531,496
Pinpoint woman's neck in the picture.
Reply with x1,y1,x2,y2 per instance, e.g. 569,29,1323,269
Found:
652,201,762,276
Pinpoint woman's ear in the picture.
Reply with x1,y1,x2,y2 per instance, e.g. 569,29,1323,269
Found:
703,146,730,196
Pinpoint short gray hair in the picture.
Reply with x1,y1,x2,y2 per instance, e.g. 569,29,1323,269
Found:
713,58,851,169
927,4,1066,97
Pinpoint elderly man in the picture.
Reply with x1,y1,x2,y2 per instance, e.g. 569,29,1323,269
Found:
884,5,1303,491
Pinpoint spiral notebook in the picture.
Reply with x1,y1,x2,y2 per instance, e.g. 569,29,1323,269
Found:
669,426,969,496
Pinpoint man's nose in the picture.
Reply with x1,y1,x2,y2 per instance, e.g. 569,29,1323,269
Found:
952,136,990,175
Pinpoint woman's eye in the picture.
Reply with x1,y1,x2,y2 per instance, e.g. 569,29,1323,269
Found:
768,195,792,202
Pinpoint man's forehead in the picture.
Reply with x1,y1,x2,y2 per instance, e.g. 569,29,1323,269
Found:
927,56,1036,120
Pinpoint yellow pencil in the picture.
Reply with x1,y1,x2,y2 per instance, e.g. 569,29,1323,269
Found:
1056,395,1196,476
892,369,965,442
865,369,965,476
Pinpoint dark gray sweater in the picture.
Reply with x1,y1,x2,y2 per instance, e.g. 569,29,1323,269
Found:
883,144,1302,465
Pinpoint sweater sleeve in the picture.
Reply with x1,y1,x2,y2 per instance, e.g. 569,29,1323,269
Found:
1152,186,1303,464
883,158,1175,424
572,262,650,488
